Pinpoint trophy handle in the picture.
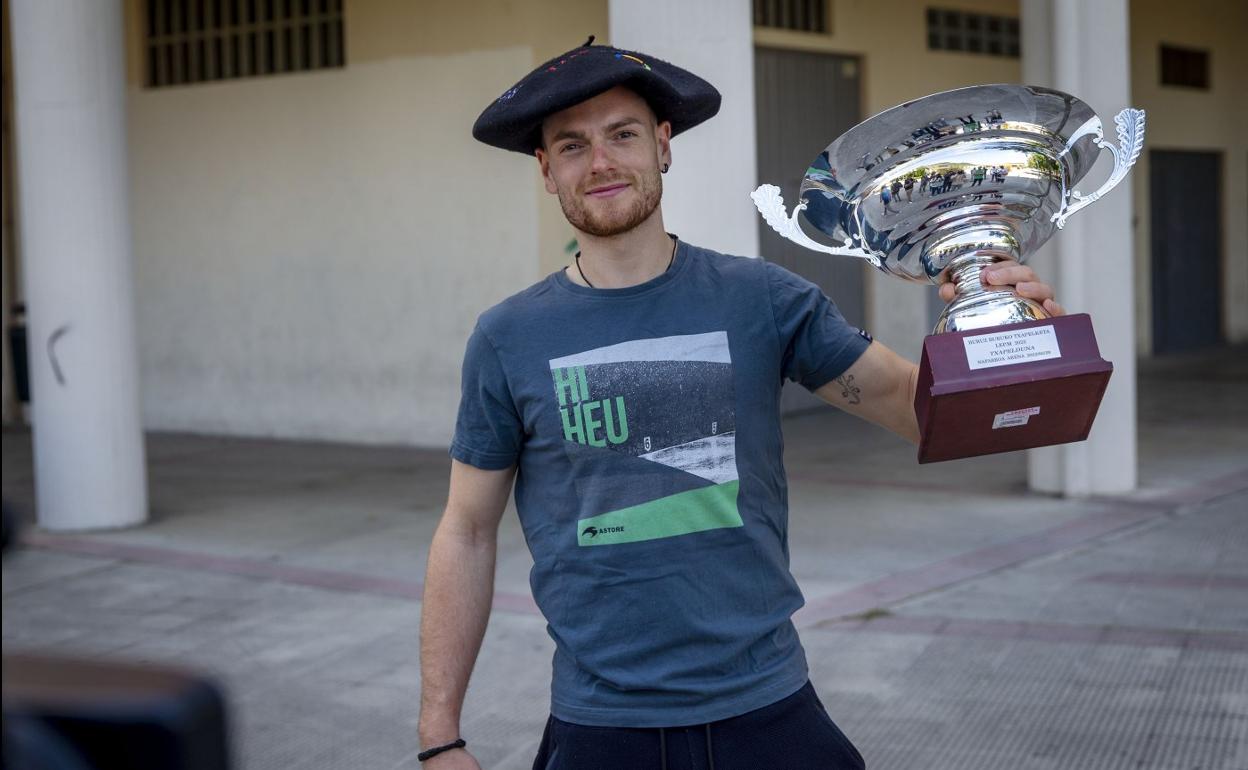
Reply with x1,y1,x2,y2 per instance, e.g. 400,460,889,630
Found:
751,184,880,265
1051,108,1146,229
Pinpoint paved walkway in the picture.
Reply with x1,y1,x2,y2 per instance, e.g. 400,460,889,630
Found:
3,346,1246,769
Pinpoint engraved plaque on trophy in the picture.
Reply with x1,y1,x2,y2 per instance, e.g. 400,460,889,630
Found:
752,84,1145,463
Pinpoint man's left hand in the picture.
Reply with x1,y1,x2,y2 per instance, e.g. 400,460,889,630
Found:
937,260,1065,317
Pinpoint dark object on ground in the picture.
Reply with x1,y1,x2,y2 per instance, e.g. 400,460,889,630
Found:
3,654,231,770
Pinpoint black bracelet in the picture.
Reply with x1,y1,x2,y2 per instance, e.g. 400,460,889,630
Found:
418,738,466,762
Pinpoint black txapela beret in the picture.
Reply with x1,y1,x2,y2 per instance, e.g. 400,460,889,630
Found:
472,37,722,155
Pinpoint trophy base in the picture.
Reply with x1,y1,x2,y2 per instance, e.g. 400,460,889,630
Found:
914,314,1112,464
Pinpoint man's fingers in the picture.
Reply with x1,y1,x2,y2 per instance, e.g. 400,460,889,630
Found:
935,262,1062,310
1013,281,1056,301
1043,298,1066,317
982,264,1036,286
933,281,1065,314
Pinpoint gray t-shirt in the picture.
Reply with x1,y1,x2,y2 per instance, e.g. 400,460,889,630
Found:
451,240,870,727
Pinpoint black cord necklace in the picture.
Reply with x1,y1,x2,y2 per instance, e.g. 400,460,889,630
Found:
575,236,677,289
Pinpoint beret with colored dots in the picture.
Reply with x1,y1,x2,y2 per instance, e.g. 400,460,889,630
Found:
472,36,722,154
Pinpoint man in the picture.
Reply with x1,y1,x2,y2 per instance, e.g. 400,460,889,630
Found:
418,41,1062,769
879,183,896,215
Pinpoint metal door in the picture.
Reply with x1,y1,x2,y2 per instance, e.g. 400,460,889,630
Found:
755,46,865,411
1149,150,1223,353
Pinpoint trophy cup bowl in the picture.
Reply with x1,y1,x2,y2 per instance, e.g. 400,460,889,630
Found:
753,84,1145,462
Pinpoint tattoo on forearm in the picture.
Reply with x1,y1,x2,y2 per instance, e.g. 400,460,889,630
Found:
836,374,862,405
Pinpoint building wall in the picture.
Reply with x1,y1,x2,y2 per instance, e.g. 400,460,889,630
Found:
754,0,1023,362
330,0,609,281
1128,0,1248,351
120,0,603,444
54,0,1235,445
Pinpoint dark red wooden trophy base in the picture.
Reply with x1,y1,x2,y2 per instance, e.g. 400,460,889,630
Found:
914,313,1112,464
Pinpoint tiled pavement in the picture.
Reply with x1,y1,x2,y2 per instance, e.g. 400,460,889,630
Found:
3,346,1246,769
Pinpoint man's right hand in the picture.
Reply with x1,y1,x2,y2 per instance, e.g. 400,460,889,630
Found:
419,461,517,770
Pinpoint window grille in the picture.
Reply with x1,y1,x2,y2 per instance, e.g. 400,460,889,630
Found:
145,0,345,88
753,0,829,34
926,8,1019,58
1159,45,1210,89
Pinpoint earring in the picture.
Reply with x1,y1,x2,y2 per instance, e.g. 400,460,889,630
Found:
661,163,670,174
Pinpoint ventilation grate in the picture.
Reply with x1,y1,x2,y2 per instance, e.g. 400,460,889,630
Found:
145,0,345,88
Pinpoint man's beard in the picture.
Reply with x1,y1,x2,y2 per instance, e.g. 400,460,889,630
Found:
557,167,663,238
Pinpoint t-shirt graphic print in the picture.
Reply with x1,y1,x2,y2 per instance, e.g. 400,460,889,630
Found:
548,330,743,547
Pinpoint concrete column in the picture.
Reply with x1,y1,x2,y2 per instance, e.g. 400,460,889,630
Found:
1022,0,1137,495
609,0,759,257
9,0,147,529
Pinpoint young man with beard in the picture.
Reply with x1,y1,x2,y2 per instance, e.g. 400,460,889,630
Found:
418,41,1062,769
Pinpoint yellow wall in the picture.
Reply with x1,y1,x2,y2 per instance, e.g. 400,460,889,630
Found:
340,0,609,277
124,0,607,285
1129,0,1248,350
116,0,603,443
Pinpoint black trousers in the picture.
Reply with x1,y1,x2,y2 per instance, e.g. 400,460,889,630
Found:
531,681,865,770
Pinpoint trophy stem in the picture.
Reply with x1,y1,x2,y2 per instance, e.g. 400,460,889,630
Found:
934,252,1049,334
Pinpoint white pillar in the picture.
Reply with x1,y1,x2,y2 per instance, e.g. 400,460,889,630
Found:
1022,0,1137,496
609,0,759,257
9,0,147,529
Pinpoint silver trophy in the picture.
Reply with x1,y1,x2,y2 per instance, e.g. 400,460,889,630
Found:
752,83,1144,333
752,84,1145,462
